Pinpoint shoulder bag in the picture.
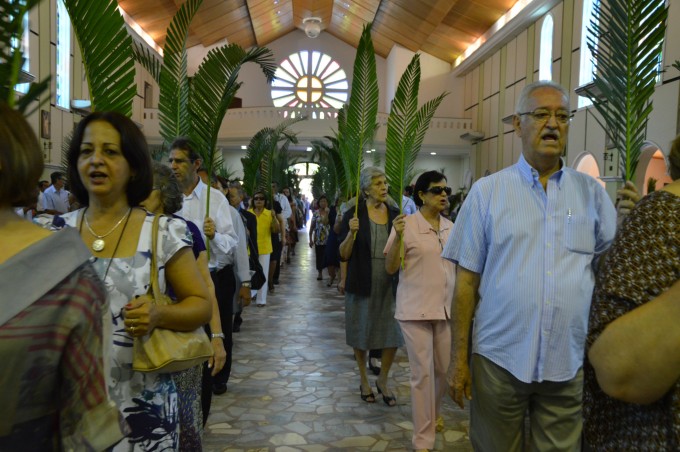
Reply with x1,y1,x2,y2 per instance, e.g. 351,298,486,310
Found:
132,215,213,373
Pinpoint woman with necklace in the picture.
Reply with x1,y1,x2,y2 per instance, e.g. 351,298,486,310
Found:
338,166,403,407
37,111,210,451
384,171,456,452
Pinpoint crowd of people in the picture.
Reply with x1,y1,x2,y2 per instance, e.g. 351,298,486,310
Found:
1,78,679,452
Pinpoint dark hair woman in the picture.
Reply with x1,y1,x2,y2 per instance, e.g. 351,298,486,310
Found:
37,111,210,451
248,190,280,306
385,170,456,450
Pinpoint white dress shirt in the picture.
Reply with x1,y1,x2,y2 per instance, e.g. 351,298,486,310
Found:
179,179,238,271
227,205,250,283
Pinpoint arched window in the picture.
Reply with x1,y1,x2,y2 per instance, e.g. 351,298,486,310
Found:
539,14,553,81
271,51,348,116
56,0,70,109
578,0,599,108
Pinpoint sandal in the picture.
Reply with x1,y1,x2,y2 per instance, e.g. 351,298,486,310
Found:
375,381,396,407
360,385,375,403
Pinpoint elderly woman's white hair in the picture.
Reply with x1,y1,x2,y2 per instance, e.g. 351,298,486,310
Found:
359,166,386,194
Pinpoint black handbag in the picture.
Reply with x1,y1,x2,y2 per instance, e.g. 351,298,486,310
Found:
247,230,266,290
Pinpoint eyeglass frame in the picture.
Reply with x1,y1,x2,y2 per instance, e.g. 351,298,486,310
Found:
517,108,573,125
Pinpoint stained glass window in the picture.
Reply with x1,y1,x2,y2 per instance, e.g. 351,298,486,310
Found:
272,51,348,111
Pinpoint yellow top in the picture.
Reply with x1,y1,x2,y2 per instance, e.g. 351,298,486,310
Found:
248,208,274,255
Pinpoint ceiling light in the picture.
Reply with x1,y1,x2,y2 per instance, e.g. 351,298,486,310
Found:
306,146,313,152
241,145,247,150
430,152,437,155
303,17,322,38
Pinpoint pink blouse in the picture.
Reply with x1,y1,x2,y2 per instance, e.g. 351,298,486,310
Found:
384,210,456,321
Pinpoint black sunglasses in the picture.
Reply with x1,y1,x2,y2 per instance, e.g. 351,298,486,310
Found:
425,186,452,196
253,196,265,201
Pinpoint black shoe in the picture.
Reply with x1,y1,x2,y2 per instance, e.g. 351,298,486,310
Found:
368,359,381,376
273,279,280,285
233,323,241,333
212,383,227,395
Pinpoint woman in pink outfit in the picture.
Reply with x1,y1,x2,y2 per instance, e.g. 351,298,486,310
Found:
385,171,456,452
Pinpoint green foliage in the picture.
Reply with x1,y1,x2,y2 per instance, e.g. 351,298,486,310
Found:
63,0,137,116
188,44,276,179
241,117,303,198
585,0,668,180
310,135,343,200
646,176,657,193
155,0,202,143
384,53,447,212
310,165,332,201
337,23,379,207
0,0,50,114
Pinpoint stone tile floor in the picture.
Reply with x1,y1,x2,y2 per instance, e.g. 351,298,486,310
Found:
204,232,473,451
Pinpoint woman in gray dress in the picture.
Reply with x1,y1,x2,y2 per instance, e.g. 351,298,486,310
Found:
339,167,403,406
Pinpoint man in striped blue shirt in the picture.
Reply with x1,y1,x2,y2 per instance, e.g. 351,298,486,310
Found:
442,80,623,451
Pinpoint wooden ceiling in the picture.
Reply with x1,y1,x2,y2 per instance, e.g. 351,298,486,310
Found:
117,0,518,64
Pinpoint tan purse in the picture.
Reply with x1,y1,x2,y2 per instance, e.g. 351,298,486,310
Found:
132,215,212,373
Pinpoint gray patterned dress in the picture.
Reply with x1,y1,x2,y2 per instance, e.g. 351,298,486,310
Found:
345,220,404,350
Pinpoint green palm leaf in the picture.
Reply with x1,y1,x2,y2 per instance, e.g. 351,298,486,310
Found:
338,23,379,212
241,117,303,198
585,0,667,180
157,0,202,143
131,41,162,84
385,54,447,211
62,0,136,115
1,0,50,114
189,44,276,177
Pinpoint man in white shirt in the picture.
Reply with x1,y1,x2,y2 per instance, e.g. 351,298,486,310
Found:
169,138,239,400
43,171,70,214
402,185,417,215
271,182,290,284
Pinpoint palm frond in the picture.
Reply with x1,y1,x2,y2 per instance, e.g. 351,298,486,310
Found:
189,44,276,177
132,40,162,84
63,0,136,115
385,53,447,211
586,0,667,180
338,23,379,208
157,0,202,143
0,0,50,113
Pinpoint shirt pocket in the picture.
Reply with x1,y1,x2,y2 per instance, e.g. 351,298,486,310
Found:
564,215,595,254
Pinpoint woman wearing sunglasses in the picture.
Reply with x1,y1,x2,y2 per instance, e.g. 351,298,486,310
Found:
384,171,457,452
248,190,280,306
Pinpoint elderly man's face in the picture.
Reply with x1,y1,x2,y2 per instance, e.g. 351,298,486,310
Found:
514,87,569,167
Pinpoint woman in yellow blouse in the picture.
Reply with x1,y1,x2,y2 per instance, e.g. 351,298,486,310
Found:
248,190,279,306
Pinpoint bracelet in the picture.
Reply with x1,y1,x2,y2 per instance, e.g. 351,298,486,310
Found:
211,333,225,339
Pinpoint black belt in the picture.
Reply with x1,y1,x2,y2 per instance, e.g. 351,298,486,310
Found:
210,264,233,275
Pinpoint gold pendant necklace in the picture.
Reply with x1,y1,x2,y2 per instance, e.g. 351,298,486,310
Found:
84,208,132,252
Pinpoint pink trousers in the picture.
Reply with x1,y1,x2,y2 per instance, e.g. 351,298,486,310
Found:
399,319,451,450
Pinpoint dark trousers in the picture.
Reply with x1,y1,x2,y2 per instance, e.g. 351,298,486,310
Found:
211,264,235,386
202,265,235,424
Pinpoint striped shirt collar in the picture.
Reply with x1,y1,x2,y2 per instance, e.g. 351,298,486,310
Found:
517,153,566,189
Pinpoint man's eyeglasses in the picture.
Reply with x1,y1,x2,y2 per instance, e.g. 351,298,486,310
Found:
425,186,452,196
253,196,265,201
518,109,572,125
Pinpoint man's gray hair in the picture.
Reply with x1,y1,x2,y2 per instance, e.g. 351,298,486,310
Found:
515,80,570,114
359,166,386,193
151,162,183,215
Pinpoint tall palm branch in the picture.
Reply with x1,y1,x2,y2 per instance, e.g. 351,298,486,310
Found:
241,117,304,198
189,44,276,185
62,0,136,115
585,0,667,180
385,53,447,211
338,23,379,219
311,135,344,199
1,0,50,114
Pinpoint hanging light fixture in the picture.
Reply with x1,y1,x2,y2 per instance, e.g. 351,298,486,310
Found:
303,17,322,38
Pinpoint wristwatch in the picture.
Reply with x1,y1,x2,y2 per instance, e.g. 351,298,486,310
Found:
211,333,225,339
241,281,251,288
